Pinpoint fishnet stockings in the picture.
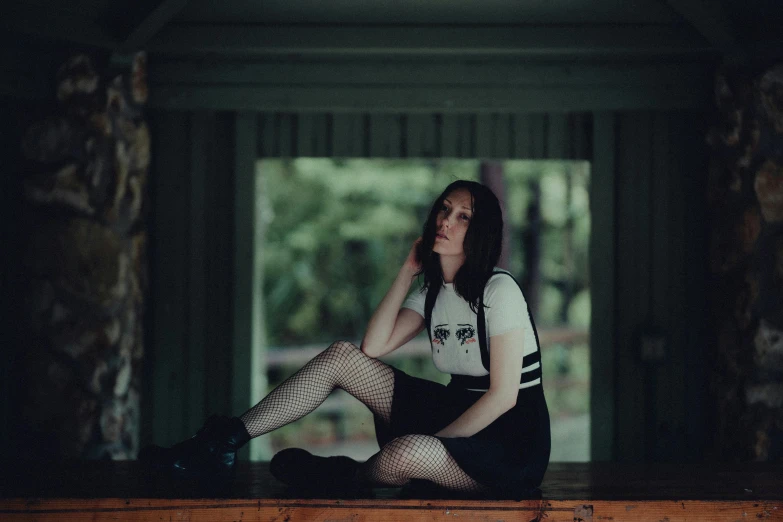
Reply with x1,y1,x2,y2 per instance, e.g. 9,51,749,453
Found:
240,340,486,493
361,435,488,493
240,340,395,438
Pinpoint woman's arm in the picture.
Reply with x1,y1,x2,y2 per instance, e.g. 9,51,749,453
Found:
361,239,425,358
434,328,525,438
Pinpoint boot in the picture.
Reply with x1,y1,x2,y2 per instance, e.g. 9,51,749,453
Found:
270,447,364,495
139,415,250,478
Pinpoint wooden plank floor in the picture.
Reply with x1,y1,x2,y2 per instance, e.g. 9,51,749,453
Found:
0,461,781,521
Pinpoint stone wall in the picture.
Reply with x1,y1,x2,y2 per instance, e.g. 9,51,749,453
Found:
14,53,149,459
708,62,783,461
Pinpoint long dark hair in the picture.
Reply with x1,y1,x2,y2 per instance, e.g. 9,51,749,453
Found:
415,180,503,313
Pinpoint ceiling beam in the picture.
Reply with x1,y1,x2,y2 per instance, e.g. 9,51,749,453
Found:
663,0,738,54
122,0,189,52
148,83,712,112
148,60,714,88
147,24,716,57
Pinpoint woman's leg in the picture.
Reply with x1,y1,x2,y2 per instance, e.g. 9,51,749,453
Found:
140,340,392,475
359,434,488,493
240,340,395,438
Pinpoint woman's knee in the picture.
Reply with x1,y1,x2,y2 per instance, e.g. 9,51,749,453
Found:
327,340,361,358
382,434,441,468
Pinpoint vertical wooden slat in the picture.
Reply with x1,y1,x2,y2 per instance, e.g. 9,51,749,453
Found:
664,111,692,461
569,113,592,160
637,112,655,462
404,114,424,158
476,114,514,159
233,112,258,439
616,111,653,462
590,111,616,462
614,111,632,461
546,113,568,159
257,113,275,158
187,112,209,433
261,110,592,160
278,112,297,158
368,113,384,157
455,114,475,158
668,111,688,460
651,111,672,460
475,114,494,158
530,114,547,159
431,114,444,158
496,114,513,159
331,114,363,157
361,114,372,157
150,111,189,445
512,114,531,158
440,114,458,158
231,110,269,461
205,114,235,417
310,114,330,157
406,114,439,158
278,113,294,158
681,110,709,460
296,114,314,157
250,159,271,461
369,114,402,158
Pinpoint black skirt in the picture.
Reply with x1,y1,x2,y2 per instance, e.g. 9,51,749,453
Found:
373,366,551,500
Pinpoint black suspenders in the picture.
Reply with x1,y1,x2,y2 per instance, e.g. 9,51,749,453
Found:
424,271,544,390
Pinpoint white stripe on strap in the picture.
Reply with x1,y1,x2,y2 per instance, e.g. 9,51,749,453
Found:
466,377,542,393
521,361,541,374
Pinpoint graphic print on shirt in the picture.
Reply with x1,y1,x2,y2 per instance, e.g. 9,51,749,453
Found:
433,324,450,345
455,324,477,345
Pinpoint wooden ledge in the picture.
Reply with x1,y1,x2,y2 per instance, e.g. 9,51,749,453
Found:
0,461,781,521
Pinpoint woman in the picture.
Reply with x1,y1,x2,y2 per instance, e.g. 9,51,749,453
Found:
141,180,551,499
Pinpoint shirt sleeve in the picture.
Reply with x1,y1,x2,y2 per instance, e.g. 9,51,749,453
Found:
402,284,426,318
484,274,529,338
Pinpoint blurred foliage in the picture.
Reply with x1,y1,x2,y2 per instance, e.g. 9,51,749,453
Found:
260,158,478,345
259,159,590,346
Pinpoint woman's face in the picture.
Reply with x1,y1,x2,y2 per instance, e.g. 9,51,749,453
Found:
432,188,473,259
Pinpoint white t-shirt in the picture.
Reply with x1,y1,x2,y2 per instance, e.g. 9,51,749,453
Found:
402,270,539,378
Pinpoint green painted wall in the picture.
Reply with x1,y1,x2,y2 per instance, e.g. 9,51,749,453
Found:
144,111,239,446
613,110,709,462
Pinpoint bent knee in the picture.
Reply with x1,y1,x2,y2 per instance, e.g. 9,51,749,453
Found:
384,435,442,464
327,340,360,356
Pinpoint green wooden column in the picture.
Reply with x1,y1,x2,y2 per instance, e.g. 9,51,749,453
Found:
232,113,268,460
590,112,617,461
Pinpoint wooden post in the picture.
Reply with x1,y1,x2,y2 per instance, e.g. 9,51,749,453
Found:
479,161,510,269
233,113,270,460
522,180,542,316
590,112,617,461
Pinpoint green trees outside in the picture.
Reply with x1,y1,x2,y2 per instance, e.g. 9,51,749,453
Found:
261,158,476,346
260,158,590,345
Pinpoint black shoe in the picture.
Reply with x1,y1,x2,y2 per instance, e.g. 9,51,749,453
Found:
139,415,250,478
270,448,362,494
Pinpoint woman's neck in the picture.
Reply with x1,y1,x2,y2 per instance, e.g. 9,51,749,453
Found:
440,255,465,283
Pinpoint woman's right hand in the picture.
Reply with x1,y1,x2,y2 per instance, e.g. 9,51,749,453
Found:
403,237,423,274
